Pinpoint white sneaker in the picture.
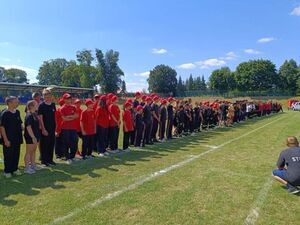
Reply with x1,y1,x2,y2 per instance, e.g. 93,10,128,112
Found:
4,173,12,178
66,159,73,165
24,167,36,174
31,165,42,171
13,169,22,176
98,153,105,157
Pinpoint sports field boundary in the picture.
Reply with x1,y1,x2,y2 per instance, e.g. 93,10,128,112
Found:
48,114,286,225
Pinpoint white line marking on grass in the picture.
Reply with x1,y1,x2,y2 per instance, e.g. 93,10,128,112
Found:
244,178,274,225
199,144,218,149
49,116,285,225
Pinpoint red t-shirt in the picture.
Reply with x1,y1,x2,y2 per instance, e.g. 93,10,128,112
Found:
75,107,82,132
108,104,120,127
80,109,96,135
123,109,134,132
60,104,78,130
55,107,63,134
95,106,110,128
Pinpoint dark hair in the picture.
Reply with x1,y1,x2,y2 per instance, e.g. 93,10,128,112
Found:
32,92,41,99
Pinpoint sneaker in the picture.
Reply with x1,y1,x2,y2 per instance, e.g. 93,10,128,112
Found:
287,184,300,194
4,173,12,178
98,153,105,157
48,161,56,166
104,152,110,156
66,159,73,165
73,157,81,162
31,165,42,171
24,167,36,174
56,157,62,161
13,169,22,176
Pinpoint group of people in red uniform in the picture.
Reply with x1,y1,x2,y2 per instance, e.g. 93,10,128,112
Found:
0,88,283,178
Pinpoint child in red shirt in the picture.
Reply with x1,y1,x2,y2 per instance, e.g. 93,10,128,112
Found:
123,102,134,151
80,99,96,159
55,98,64,160
108,95,120,152
74,99,82,157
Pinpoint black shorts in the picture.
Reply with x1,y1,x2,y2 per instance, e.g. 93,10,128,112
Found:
25,137,40,144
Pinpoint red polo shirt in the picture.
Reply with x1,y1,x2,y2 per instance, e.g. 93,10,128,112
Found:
123,109,134,132
75,107,82,132
60,104,78,130
95,106,110,128
108,104,120,127
55,107,63,134
80,109,96,135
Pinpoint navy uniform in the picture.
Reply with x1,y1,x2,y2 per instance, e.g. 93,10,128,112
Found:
142,99,153,146
166,98,174,139
151,99,160,142
134,106,144,147
159,101,167,140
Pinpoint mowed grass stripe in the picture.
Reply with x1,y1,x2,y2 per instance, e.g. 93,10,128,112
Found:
0,112,289,225
47,114,290,225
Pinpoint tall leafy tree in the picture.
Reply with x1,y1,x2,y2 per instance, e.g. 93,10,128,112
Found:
188,74,194,90
76,49,94,66
61,61,82,87
177,76,186,95
37,58,69,85
4,68,28,83
201,75,207,90
121,80,127,92
235,60,278,91
96,49,124,93
148,64,177,95
209,67,235,93
279,59,299,94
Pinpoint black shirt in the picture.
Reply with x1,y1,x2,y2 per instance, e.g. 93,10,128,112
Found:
159,106,167,122
167,104,174,120
38,102,56,134
133,100,139,108
24,113,41,141
0,109,23,145
151,103,159,121
135,113,143,129
277,147,300,186
143,104,152,123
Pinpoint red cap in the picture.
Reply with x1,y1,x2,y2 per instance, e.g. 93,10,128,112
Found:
150,93,156,98
161,99,167,105
153,96,159,101
85,99,94,106
126,98,133,103
58,98,64,106
111,95,118,102
146,96,152,102
74,99,81,104
135,92,141,97
168,97,174,102
62,93,71,100
136,105,143,111
100,95,106,101
107,93,114,99
124,102,132,108
142,95,147,101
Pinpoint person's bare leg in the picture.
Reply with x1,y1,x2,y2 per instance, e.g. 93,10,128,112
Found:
273,175,288,185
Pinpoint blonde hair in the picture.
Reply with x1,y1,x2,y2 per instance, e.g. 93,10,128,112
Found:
42,88,52,96
26,100,37,111
286,136,299,147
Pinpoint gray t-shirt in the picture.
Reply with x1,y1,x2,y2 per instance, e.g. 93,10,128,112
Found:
277,147,300,185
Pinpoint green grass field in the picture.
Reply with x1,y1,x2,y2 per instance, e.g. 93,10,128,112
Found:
1,104,300,225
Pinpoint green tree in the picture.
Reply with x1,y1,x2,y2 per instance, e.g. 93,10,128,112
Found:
235,60,278,91
201,75,207,90
188,74,194,90
4,68,28,83
96,49,124,93
61,61,82,87
148,64,177,95
76,49,94,66
121,80,127,92
209,67,235,93
279,59,299,94
37,58,69,85
177,76,186,95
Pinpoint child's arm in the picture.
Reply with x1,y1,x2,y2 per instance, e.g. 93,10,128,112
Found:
0,126,10,147
27,125,37,144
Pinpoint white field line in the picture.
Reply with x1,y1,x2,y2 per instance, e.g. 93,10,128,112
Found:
244,178,274,225
48,115,285,225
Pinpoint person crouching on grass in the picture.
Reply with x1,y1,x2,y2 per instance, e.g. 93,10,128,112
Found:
272,136,300,194
0,96,23,178
123,101,134,151
24,100,41,174
80,99,96,159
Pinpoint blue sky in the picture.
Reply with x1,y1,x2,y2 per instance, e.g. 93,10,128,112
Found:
0,0,300,91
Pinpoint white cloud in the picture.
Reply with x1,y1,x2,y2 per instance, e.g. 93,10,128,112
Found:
133,71,150,77
291,6,300,16
196,58,226,69
1,64,38,82
244,49,261,54
152,48,168,54
222,51,238,60
126,81,148,92
177,63,197,70
257,37,275,43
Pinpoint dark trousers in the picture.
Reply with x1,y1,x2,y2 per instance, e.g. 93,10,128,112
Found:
123,131,131,150
151,119,159,141
109,126,119,150
3,144,20,173
143,121,152,145
61,129,78,160
55,135,63,159
159,120,166,140
82,135,95,157
134,125,144,147
167,119,173,139
40,132,55,164
130,129,135,145
96,126,108,153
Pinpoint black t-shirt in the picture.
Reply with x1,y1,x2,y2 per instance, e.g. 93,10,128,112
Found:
38,102,56,134
151,103,159,120
143,105,152,123
0,109,23,145
277,147,300,185
159,106,167,121
167,105,174,120
135,113,143,129
133,100,139,108
24,113,41,141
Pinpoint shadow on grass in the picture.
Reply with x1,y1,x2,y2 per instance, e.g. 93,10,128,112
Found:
0,112,283,206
